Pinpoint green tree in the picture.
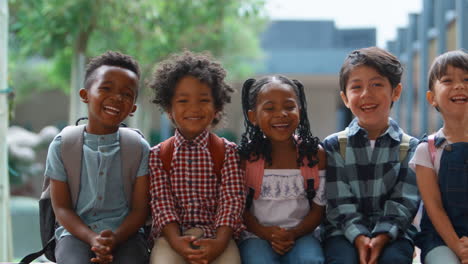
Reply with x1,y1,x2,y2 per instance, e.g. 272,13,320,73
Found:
9,0,265,135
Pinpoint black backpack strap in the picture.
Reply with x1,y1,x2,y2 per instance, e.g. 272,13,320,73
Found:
305,178,316,206
19,237,55,264
245,187,255,210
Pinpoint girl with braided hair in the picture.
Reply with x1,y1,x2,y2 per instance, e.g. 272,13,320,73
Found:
238,75,326,264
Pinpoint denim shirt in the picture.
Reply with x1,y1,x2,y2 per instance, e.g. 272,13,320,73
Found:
45,130,150,239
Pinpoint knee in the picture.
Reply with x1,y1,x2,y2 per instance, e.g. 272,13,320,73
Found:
379,254,413,264
298,254,325,264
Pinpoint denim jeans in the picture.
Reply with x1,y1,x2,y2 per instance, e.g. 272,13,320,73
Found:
55,233,148,264
323,235,413,264
239,232,324,264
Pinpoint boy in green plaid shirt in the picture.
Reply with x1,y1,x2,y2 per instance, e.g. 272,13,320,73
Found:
322,47,420,264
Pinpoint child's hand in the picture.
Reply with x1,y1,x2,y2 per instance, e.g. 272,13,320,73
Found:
260,226,285,242
456,236,468,263
271,228,295,255
169,235,203,262
189,237,227,264
96,230,118,251
354,235,371,264
271,238,294,255
367,234,390,264
89,231,114,264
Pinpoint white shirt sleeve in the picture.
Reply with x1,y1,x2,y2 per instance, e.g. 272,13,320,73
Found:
409,142,434,172
313,169,326,206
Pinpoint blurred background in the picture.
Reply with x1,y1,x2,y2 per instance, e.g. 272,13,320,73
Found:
1,0,467,262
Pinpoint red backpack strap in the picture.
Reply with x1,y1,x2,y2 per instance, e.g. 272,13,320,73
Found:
427,134,436,165
300,157,320,190
208,133,225,181
159,136,175,174
245,158,265,200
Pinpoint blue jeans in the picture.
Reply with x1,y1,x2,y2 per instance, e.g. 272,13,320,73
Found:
239,233,324,264
55,233,148,264
323,235,413,264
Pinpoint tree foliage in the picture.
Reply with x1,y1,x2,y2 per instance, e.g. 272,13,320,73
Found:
9,0,266,97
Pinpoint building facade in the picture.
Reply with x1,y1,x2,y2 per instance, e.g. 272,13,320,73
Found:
387,0,468,137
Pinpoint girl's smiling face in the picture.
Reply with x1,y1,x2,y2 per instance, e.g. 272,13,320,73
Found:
248,82,300,144
427,65,468,119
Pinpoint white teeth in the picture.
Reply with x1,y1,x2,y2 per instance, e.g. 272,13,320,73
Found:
186,117,202,120
361,104,377,110
450,95,467,103
272,123,288,128
104,106,120,115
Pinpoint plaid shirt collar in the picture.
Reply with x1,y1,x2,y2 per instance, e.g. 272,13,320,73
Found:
174,129,210,149
347,118,401,142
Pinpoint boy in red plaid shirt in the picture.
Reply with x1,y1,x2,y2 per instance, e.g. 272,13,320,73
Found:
147,51,245,264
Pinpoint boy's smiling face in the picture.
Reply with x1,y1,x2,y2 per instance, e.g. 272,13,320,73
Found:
168,76,217,140
80,65,138,135
341,65,401,138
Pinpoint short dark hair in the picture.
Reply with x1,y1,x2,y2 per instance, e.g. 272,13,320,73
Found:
428,49,468,91
339,47,403,95
148,50,234,126
84,51,140,91
238,75,320,167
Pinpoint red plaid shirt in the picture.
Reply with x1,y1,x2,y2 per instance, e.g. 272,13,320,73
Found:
149,130,245,239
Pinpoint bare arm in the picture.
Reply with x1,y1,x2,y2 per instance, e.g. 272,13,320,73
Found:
290,202,324,239
416,165,461,254
243,210,270,240
50,179,97,245
290,147,326,238
113,175,149,244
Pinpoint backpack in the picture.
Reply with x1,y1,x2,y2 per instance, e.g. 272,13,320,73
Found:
336,128,411,162
20,124,143,263
158,132,226,181
244,157,320,209
427,134,437,165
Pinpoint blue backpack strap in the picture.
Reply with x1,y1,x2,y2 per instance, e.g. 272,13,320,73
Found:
60,124,86,207
119,127,143,205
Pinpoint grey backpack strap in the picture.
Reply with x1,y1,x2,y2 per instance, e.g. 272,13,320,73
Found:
119,128,143,206
399,133,411,163
337,129,348,160
61,125,86,207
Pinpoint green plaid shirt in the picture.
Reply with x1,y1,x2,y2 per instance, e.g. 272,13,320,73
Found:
322,118,420,243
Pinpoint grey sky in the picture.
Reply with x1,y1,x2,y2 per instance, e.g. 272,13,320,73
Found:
266,0,422,47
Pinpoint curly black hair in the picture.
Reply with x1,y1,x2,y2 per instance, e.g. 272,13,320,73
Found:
84,50,141,92
148,50,234,126
238,75,320,167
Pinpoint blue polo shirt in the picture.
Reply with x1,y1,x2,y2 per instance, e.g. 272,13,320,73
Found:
44,130,150,239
